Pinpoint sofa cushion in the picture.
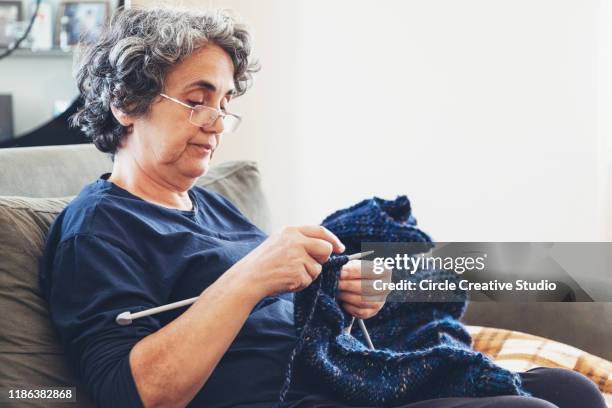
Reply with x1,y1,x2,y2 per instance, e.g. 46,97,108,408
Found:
198,161,271,234
0,144,113,198
0,160,270,407
468,325,612,403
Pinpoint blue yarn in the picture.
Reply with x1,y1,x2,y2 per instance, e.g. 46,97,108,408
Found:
276,196,529,407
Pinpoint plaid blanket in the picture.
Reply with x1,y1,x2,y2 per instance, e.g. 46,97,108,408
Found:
467,325,612,406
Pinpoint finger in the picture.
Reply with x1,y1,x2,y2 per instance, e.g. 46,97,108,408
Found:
337,291,386,307
303,260,323,280
292,271,313,292
337,279,387,296
340,260,363,280
341,303,381,320
342,260,391,281
298,225,345,254
302,238,334,264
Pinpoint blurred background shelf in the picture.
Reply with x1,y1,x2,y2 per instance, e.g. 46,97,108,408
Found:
4,48,73,58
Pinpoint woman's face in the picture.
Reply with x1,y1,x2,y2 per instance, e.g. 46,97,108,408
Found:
117,43,236,188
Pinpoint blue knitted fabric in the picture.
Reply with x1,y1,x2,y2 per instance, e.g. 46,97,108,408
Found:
277,196,528,407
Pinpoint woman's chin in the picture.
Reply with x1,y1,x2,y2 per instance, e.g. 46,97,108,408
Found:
187,159,211,179
176,147,215,180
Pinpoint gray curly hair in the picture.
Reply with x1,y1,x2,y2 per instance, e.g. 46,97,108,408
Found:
70,6,259,154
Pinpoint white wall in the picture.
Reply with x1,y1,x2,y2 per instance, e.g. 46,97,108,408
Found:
125,0,612,241
597,0,612,240
297,0,604,242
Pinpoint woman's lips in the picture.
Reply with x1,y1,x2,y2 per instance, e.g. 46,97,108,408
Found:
190,143,212,156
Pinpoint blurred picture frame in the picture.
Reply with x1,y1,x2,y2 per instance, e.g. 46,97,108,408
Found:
0,94,14,142
56,0,109,48
0,1,23,48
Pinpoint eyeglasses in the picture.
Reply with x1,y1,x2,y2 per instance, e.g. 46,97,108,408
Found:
159,93,242,133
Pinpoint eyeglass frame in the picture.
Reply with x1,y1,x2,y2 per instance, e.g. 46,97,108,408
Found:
158,93,242,133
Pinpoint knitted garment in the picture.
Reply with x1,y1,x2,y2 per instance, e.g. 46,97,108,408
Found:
277,196,528,407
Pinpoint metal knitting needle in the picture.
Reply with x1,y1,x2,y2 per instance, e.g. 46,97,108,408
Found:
341,250,376,350
115,250,375,326
344,317,375,350
342,250,376,350
346,250,374,261
358,317,375,349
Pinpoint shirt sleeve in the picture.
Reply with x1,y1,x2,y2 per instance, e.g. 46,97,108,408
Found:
47,233,165,408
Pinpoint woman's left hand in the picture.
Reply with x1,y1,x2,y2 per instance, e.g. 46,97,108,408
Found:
337,260,392,319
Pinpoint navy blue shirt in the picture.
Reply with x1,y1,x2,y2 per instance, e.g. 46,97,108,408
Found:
40,174,311,407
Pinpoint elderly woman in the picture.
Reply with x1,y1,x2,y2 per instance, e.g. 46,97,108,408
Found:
40,7,605,408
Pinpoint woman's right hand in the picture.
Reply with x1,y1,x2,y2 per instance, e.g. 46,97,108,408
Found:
230,225,346,299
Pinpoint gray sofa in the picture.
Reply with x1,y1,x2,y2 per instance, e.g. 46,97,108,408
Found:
0,144,609,408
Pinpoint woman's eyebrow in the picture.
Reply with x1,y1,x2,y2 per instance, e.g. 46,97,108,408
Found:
185,79,236,96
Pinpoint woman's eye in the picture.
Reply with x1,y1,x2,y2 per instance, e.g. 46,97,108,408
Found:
188,101,203,107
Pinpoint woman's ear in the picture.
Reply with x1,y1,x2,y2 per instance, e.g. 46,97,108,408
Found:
110,105,134,127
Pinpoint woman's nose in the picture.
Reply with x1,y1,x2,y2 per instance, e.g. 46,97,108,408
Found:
203,114,225,134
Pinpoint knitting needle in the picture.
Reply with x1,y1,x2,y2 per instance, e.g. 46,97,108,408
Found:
344,316,376,349
346,250,374,261
341,250,377,350
357,318,375,349
341,252,376,349
115,250,376,326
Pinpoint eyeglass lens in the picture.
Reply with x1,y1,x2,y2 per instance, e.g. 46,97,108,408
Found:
190,106,240,133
